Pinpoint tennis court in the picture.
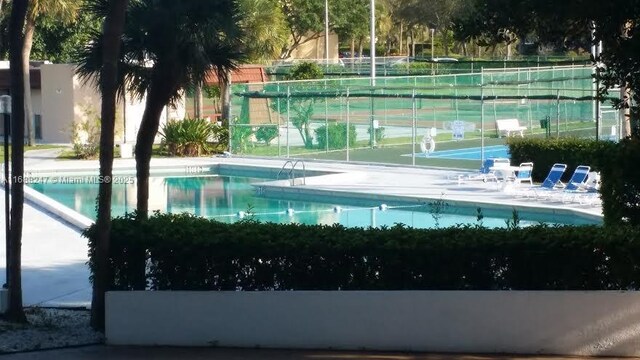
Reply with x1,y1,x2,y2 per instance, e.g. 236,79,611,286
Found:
406,145,510,161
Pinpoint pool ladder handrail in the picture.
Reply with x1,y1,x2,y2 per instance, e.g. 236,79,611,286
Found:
277,160,306,186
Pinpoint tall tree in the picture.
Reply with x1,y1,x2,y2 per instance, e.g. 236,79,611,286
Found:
32,11,101,63
6,0,29,324
457,0,640,134
77,0,245,217
278,0,325,58
77,0,129,332
397,0,461,56
591,1,640,137
332,0,369,56
23,0,80,145
238,0,288,62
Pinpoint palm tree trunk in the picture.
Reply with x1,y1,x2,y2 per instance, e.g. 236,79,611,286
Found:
135,86,171,218
442,29,449,56
6,0,29,324
91,0,128,332
350,38,355,59
410,29,416,57
221,71,231,121
399,23,403,56
23,16,35,146
194,84,203,119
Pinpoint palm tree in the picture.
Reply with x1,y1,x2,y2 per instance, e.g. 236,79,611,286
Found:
23,0,80,145
77,0,245,218
238,0,288,62
78,0,129,332
6,0,30,324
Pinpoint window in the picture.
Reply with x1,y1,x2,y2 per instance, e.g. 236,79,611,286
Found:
34,114,42,140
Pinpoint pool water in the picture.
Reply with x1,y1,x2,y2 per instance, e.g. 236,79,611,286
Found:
30,174,599,229
405,145,509,161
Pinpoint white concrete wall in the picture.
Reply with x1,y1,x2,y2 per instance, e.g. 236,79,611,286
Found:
106,290,640,356
40,64,75,143
122,93,145,144
39,63,186,144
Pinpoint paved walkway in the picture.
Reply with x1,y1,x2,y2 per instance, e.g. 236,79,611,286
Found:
1,150,604,308
0,345,626,359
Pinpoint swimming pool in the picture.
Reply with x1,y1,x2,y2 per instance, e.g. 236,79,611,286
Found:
29,173,600,229
408,145,510,160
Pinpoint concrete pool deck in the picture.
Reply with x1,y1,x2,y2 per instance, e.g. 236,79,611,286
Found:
0,150,603,308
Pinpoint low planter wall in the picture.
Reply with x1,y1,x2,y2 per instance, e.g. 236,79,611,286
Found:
105,290,640,356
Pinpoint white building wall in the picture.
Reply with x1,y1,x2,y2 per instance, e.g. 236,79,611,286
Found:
40,64,75,143
106,290,640,357
39,63,185,145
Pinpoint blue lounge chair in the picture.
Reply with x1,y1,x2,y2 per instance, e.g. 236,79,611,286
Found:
563,165,591,191
532,163,567,198
561,167,599,203
453,158,509,184
474,158,510,181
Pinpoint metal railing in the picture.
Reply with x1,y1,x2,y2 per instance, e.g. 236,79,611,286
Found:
277,160,306,186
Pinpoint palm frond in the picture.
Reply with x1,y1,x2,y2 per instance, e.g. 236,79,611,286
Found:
75,0,248,108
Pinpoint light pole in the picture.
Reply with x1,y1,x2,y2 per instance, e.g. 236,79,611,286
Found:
324,0,329,65
370,0,375,85
431,28,435,75
324,0,330,154
0,94,10,290
431,28,435,59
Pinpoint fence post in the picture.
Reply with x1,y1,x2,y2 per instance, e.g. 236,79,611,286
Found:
480,84,485,164
277,83,281,157
286,86,290,158
324,79,329,153
556,89,560,138
412,89,417,166
346,88,350,162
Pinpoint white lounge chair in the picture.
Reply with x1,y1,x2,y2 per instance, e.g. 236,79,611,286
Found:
453,158,510,184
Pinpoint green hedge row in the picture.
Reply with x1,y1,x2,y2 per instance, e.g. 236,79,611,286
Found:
506,137,614,183
86,213,640,291
507,137,640,225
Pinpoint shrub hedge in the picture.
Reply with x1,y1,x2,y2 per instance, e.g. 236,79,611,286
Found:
506,137,640,225
315,123,357,149
506,137,614,183
86,213,640,291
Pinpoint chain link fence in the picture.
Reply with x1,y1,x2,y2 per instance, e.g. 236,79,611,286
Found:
229,65,621,170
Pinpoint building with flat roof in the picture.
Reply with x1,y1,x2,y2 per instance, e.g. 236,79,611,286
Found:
0,62,185,144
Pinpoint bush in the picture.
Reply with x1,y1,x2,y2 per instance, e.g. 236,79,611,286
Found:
210,122,229,153
160,118,214,156
597,138,640,226
367,126,385,144
506,137,640,226
286,62,324,80
506,137,614,183
71,114,101,160
86,212,640,292
315,123,357,150
230,118,254,153
255,126,279,145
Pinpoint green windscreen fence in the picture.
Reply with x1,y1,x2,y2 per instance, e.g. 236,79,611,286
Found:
230,65,620,170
